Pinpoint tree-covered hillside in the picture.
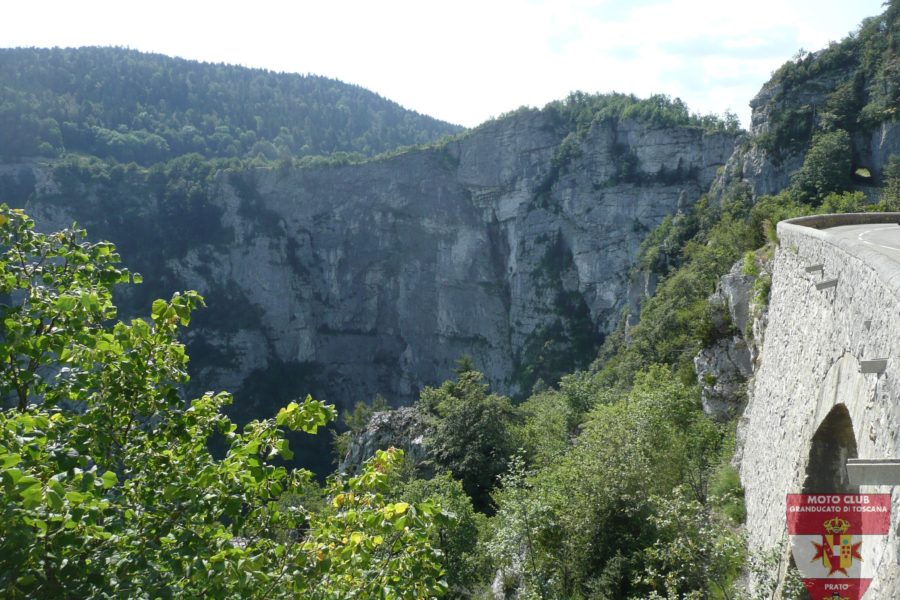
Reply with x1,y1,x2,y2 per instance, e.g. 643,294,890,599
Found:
755,0,899,162
596,0,900,388
0,47,463,164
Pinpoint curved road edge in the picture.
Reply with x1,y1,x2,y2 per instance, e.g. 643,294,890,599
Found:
778,212,900,305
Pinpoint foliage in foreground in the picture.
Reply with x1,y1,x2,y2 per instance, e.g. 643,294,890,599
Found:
0,206,447,599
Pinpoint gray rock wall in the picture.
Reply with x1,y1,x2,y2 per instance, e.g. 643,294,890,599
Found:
740,216,900,596
694,260,755,420
20,110,735,415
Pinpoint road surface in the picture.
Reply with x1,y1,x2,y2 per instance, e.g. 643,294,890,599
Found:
824,223,900,264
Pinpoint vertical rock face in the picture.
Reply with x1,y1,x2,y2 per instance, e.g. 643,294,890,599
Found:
715,261,755,336
738,63,856,198
19,109,736,416
185,112,734,410
694,261,756,420
694,336,753,419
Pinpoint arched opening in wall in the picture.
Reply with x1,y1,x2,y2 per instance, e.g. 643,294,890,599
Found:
801,403,858,494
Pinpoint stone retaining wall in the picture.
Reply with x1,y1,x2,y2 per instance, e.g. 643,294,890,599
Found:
740,214,900,596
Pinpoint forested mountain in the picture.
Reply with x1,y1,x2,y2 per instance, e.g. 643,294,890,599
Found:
754,6,898,163
0,47,463,164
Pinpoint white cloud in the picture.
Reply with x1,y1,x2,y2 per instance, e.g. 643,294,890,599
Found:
1,0,887,128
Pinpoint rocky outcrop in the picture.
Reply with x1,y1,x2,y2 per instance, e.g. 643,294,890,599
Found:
694,336,752,420
738,58,858,197
694,261,756,419
868,121,900,178
17,109,736,421
337,407,428,474
711,44,900,206
711,261,754,336
625,268,659,329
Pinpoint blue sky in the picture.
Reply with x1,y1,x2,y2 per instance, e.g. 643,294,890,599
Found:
2,0,888,128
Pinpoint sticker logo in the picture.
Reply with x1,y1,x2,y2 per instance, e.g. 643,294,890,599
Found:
786,494,891,600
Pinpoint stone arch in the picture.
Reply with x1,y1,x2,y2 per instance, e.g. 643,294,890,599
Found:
801,403,858,494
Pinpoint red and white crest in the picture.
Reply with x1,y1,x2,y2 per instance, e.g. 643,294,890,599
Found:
787,494,891,600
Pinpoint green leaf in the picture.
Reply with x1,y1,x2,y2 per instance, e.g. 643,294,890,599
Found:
151,299,168,322
1,452,21,468
172,301,192,325
32,518,48,535
81,293,100,313
16,475,41,491
48,478,65,496
101,471,118,489
276,439,293,461
65,491,87,505
349,531,365,545
20,480,43,508
55,295,78,312
46,489,64,511
3,468,24,485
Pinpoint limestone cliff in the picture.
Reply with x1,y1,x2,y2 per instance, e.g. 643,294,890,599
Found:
11,108,736,423
693,261,755,420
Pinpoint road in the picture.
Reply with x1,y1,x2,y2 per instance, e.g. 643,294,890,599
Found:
824,222,900,264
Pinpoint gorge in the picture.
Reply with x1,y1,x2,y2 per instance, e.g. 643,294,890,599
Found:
1,2,899,595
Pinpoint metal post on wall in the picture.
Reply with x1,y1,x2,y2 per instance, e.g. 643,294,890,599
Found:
847,458,900,486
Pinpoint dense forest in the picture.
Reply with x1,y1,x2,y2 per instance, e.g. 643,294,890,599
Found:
1,1,900,598
0,47,462,163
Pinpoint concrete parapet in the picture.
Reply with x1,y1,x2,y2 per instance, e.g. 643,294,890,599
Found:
779,213,900,307
781,212,900,230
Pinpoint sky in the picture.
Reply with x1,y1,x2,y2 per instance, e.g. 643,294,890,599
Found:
2,0,888,129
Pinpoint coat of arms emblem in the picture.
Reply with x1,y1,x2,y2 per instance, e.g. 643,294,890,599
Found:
811,516,862,577
786,494,891,599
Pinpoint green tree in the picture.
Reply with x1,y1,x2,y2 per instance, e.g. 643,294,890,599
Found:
395,472,491,598
0,206,447,598
419,370,515,513
639,487,745,599
789,129,853,203
510,391,572,468
880,154,900,210
486,367,739,599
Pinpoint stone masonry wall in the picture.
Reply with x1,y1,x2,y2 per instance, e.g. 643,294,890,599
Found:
740,214,900,596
